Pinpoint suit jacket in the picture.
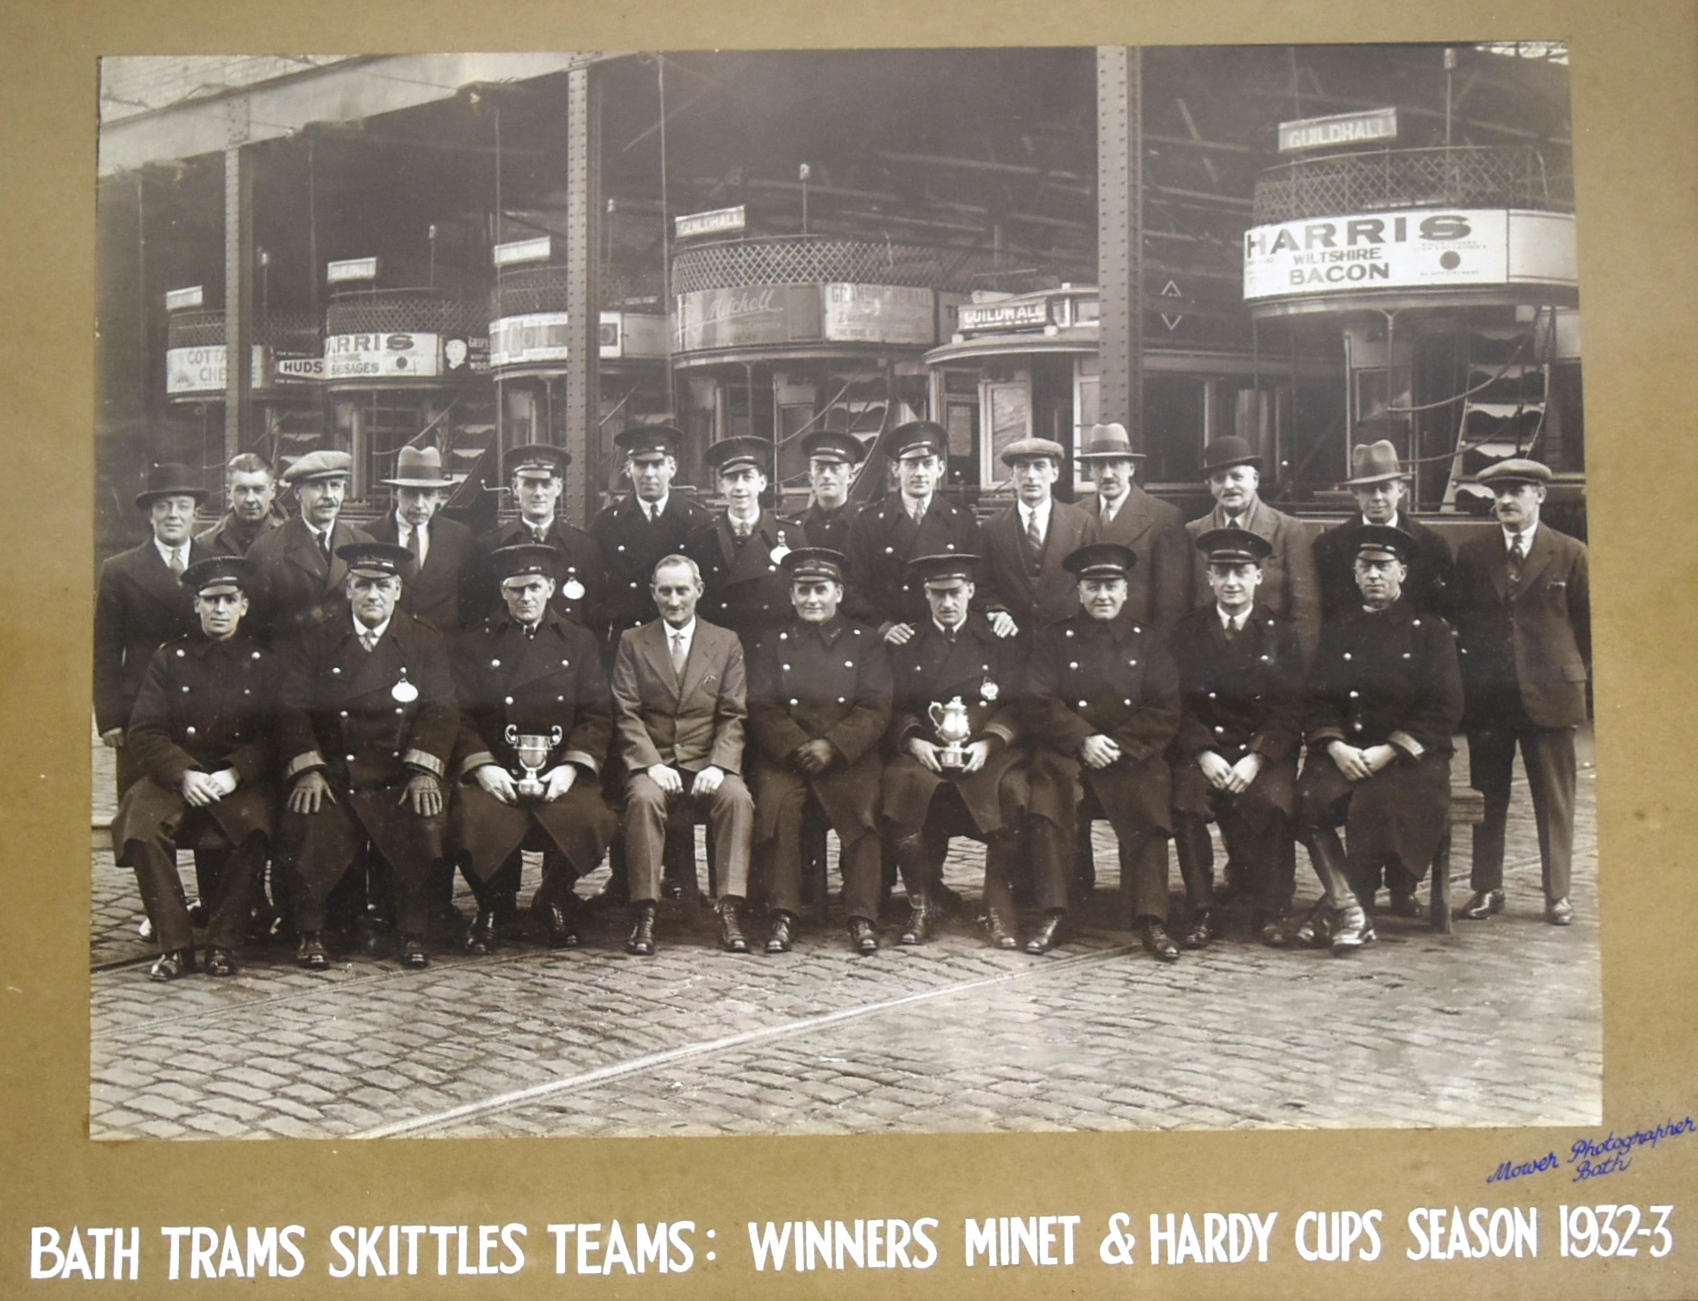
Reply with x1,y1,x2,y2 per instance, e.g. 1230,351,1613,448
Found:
245,515,374,645
843,493,987,629
195,510,284,558
368,511,478,633
611,618,747,776
592,492,714,647
684,509,808,645
1314,512,1456,624
1453,524,1590,730
93,537,213,733
470,516,608,637
980,499,1099,631
1186,496,1322,665
1086,485,1192,628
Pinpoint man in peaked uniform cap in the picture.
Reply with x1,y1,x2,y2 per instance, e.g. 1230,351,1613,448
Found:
245,448,374,644
979,437,1100,633
1451,458,1589,926
746,548,892,955
1078,422,1191,629
448,543,617,952
1167,527,1304,948
367,444,478,634
95,461,214,795
1026,543,1182,959
274,542,458,971
110,556,277,981
796,431,866,554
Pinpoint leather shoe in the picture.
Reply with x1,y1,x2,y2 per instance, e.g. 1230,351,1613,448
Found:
1024,912,1064,955
541,902,580,948
296,932,329,971
464,909,497,956
1139,919,1180,963
401,936,430,970
1388,890,1422,918
203,947,236,978
766,911,794,954
1547,896,1574,926
1329,902,1369,955
719,900,750,954
1182,909,1215,949
148,948,194,982
848,918,879,955
1256,915,1288,948
899,901,931,946
627,902,657,956
987,910,1019,950
1458,889,1504,920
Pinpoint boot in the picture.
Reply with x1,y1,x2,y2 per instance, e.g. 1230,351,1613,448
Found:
464,908,497,956
900,897,931,946
766,910,794,954
848,917,879,955
1305,829,1367,956
626,902,657,956
719,898,749,954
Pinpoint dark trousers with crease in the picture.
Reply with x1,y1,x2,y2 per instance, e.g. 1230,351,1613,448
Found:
1469,720,1577,902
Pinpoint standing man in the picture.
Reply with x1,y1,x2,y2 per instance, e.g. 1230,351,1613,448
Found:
274,543,458,970
979,437,1098,632
1167,529,1304,947
881,554,1027,948
1026,544,1182,959
449,543,617,952
474,444,607,637
795,431,865,552
611,555,757,956
110,556,276,980
1185,436,1322,665
684,436,807,651
95,462,213,794
195,452,284,558
593,426,713,657
844,422,1009,642
1294,525,1464,953
1314,440,1455,624
245,449,373,644
1079,422,1191,629
1453,459,1590,925
746,549,892,955
368,444,478,634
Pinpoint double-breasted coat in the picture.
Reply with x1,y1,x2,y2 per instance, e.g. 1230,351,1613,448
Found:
1024,611,1180,843
94,537,213,737
979,500,1099,631
110,630,278,862
244,515,374,644
882,614,1026,837
367,512,479,633
746,614,892,844
471,516,609,638
1186,497,1322,664
448,608,617,879
1085,485,1193,628
684,510,809,647
843,494,986,629
797,501,860,553
1314,513,1456,625
1167,602,1303,829
592,493,714,652
275,610,458,897
1297,598,1464,877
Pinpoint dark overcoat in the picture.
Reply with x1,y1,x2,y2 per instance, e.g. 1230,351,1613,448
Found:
367,512,479,633
1085,484,1192,629
684,510,809,647
471,516,609,638
842,494,985,629
93,538,213,735
244,515,374,644
448,608,616,877
747,614,891,844
1186,497,1322,664
797,501,859,553
881,614,1026,836
1314,513,1456,624
591,492,713,651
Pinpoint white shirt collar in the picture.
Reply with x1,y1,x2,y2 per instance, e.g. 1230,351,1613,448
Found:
903,491,932,517
727,506,761,530
1098,487,1127,518
642,493,670,520
153,536,188,567
932,617,966,638
1503,521,1539,551
666,617,696,643
1216,605,1250,632
1020,498,1053,532
1362,511,1400,530
354,615,393,643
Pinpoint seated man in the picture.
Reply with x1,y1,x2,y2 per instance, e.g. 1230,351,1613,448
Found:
747,548,892,955
110,556,276,980
1294,525,1464,955
449,543,618,952
880,554,1027,948
275,543,458,970
1027,544,1182,960
611,554,757,956
1168,528,1304,948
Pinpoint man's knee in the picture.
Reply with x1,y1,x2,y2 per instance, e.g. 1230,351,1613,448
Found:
626,776,669,813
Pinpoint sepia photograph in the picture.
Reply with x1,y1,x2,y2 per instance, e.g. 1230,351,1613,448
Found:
87,43,1598,1145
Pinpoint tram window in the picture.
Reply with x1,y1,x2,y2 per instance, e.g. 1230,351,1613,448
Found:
1143,375,1205,484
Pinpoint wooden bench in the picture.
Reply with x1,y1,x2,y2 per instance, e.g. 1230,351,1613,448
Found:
1429,784,1488,935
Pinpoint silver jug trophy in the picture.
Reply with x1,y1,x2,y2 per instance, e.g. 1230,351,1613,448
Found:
927,697,973,769
504,725,564,799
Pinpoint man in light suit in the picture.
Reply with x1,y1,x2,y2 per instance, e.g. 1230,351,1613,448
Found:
1184,436,1322,666
979,437,1098,633
95,462,214,795
1078,422,1191,630
611,554,757,956
1453,459,1590,925
367,444,478,634
245,449,373,644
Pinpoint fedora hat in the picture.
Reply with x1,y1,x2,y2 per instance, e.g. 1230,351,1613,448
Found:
1341,440,1408,488
1077,422,1146,461
381,445,455,489
1199,436,1261,476
135,462,208,509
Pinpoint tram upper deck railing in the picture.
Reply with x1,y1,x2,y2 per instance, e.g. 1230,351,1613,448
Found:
1252,145,1574,224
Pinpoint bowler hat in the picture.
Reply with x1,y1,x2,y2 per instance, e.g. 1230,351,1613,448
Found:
1199,436,1261,476
1077,422,1146,461
381,444,455,489
135,462,208,509
1341,440,1408,488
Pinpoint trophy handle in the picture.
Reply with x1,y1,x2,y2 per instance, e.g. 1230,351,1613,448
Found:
503,724,519,747
549,725,565,747
928,701,946,731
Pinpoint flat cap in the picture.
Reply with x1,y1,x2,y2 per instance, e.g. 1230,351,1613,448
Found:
1475,458,1553,488
283,450,353,485
1000,437,1066,466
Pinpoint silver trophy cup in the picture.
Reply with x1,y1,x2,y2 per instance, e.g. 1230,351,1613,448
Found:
504,724,564,799
927,697,973,769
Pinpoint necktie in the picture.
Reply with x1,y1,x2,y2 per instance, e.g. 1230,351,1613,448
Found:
1224,616,1238,642
405,525,423,562
167,546,185,576
732,517,751,540
1507,534,1525,591
531,524,549,544
909,499,925,527
1025,509,1043,553
670,630,687,678
1101,498,1119,526
320,529,333,564
360,629,378,653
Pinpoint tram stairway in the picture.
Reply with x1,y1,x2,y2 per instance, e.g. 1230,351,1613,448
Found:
1440,321,1548,512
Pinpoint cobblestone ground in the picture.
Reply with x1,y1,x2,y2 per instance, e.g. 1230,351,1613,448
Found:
88,731,1600,1140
